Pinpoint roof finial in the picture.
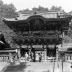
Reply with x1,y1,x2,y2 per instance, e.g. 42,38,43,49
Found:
34,11,37,15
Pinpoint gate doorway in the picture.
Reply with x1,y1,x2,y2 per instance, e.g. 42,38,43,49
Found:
47,45,56,57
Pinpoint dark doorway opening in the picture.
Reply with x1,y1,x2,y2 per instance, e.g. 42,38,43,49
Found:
20,48,29,57
47,47,56,57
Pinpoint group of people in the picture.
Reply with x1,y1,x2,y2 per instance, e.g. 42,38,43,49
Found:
35,52,42,62
24,52,43,62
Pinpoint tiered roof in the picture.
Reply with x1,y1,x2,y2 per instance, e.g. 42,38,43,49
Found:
2,12,72,32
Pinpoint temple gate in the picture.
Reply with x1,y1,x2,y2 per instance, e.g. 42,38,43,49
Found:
3,12,72,61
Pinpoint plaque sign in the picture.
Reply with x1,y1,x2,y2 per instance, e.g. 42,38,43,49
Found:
32,45,43,48
48,45,55,49
21,45,27,48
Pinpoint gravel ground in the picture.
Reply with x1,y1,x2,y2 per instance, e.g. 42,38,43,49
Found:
25,61,72,72
0,61,72,72
0,62,10,72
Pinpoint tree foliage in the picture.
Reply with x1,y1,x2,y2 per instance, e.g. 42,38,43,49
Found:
0,0,18,18
0,0,18,48
32,6,49,12
50,6,61,12
18,5,65,14
19,6,49,14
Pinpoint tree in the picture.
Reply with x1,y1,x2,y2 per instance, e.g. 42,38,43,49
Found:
32,6,49,13
50,6,65,14
0,0,18,48
18,8,32,14
38,6,49,12
50,6,61,12
18,6,49,14
0,0,3,6
1,3,18,18
0,0,18,18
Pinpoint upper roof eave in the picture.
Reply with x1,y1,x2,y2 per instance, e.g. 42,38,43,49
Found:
2,15,72,23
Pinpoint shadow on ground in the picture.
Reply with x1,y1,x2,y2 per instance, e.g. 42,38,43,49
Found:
4,62,27,72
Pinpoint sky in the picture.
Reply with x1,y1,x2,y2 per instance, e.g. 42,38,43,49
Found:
2,0,72,12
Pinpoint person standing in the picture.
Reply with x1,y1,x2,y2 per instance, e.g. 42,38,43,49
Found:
35,53,39,62
39,53,42,62
30,52,34,62
25,52,28,62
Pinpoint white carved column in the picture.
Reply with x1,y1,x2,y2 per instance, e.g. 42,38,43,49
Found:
9,53,13,62
44,45,47,62
17,49,21,60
